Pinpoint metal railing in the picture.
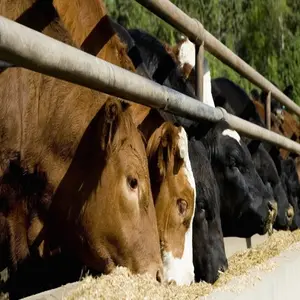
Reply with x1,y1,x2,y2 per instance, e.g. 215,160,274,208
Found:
0,16,299,154
135,0,300,124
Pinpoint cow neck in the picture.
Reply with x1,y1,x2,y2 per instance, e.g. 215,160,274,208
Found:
52,0,150,125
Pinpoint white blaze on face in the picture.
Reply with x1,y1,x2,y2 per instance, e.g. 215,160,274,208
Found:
162,127,196,286
222,129,241,144
178,39,196,68
177,38,215,108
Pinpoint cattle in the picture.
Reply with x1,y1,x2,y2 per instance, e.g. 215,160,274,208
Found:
147,122,196,285
115,27,228,282
0,99,163,297
251,97,300,159
110,21,198,285
0,0,166,297
109,23,226,282
188,136,227,283
127,29,277,233
119,27,284,282
0,0,204,293
211,77,293,230
190,120,277,238
248,89,300,231
278,156,300,230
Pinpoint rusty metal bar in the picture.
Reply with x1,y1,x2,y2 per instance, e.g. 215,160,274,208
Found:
0,17,299,154
265,91,272,130
135,0,300,117
195,41,204,101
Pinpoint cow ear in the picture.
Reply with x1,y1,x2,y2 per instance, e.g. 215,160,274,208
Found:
100,98,122,152
247,140,261,155
213,94,226,107
283,85,293,99
173,140,184,175
157,128,172,179
250,89,260,101
268,146,282,173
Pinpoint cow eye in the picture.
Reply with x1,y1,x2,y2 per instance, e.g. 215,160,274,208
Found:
177,199,188,216
229,157,236,168
127,176,138,190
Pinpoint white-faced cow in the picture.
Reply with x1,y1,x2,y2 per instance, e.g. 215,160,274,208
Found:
172,37,215,108
147,122,196,285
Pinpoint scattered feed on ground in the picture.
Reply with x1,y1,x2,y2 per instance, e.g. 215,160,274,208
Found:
66,230,300,300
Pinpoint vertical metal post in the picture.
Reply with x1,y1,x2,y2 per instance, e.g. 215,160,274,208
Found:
265,91,271,130
246,237,252,249
195,41,204,102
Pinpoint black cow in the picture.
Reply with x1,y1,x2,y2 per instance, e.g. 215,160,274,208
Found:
189,120,276,238
211,77,293,230
189,136,227,283
269,148,300,230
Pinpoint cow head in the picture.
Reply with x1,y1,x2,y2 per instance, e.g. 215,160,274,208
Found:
248,141,293,230
147,122,196,285
48,98,163,281
189,137,227,284
203,121,277,238
172,37,214,107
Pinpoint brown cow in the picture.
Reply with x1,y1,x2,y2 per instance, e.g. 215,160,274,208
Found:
0,99,162,275
252,100,300,158
147,122,196,285
0,0,162,284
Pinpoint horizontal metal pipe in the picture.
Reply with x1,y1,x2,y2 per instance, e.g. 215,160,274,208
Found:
135,0,300,117
0,16,299,154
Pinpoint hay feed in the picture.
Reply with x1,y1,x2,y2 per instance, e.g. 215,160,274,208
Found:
66,230,300,300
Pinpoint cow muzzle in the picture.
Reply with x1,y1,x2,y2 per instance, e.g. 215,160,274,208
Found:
267,200,278,235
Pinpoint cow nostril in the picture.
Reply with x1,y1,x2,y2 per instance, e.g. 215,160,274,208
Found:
287,206,295,220
168,279,176,286
268,200,276,211
219,264,228,273
156,269,163,283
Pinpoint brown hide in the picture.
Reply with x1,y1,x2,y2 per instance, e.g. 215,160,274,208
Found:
147,122,194,260
46,99,162,276
0,0,162,279
253,100,300,158
52,0,150,125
